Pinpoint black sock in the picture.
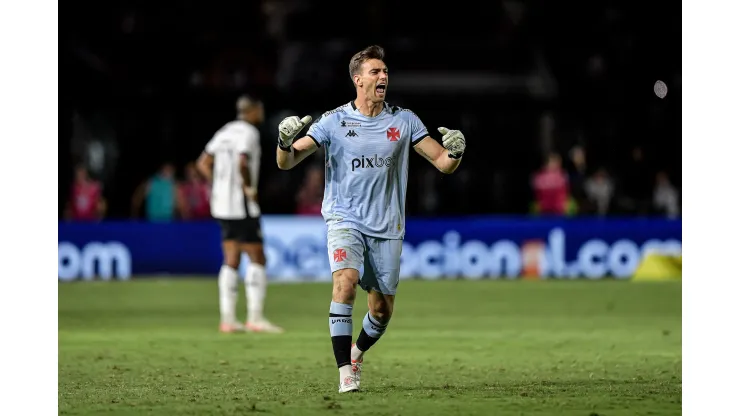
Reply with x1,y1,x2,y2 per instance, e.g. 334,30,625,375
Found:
355,312,388,352
329,301,353,368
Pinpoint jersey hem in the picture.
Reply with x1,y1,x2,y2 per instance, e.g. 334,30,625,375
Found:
326,221,405,240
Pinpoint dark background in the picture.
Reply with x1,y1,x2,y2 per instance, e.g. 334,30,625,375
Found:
59,0,681,219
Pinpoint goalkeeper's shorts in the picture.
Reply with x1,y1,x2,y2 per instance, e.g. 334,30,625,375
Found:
327,227,403,295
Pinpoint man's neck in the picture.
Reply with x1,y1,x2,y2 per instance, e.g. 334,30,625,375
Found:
354,97,384,117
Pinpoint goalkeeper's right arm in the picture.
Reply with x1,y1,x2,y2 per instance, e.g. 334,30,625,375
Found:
276,115,317,170
276,136,319,170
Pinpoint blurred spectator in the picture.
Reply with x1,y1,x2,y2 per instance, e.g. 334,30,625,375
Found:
584,167,614,216
618,146,653,215
418,168,441,215
447,168,474,215
177,162,211,220
131,162,178,222
567,146,589,212
531,153,569,215
65,164,107,221
653,171,680,218
295,164,324,215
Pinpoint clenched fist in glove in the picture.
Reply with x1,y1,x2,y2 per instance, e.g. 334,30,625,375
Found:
438,127,466,159
278,115,313,150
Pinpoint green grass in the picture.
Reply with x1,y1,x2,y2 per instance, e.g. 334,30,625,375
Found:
59,279,681,415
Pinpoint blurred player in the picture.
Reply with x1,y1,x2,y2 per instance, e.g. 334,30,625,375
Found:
197,95,283,334
275,45,466,392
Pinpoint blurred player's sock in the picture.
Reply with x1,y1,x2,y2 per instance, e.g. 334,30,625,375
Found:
354,312,388,359
329,301,353,369
245,263,267,323
218,265,238,325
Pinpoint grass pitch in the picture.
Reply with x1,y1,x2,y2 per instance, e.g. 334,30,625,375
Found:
59,279,681,415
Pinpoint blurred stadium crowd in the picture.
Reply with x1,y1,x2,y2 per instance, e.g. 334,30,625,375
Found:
60,0,681,221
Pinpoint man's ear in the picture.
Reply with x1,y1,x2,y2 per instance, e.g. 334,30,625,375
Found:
354,75,362,88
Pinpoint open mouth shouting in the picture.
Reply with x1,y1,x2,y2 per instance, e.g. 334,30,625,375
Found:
375,82,387,97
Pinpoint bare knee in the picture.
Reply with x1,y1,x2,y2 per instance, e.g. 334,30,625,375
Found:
223,244,240,269
332,269,359,303
368,293,394,324
242,244,266,266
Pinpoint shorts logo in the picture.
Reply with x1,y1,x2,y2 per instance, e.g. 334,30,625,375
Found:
387,127,400,141
333,248,347,262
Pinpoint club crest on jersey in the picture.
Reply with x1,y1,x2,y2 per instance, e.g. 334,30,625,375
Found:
333,248,347,262
387,127,400,142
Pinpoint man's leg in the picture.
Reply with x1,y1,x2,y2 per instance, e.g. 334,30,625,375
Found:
352,290,394,357
327,228,365,392
218,237,242,332
351,237,402,387
331,268,360,391
241,242,283,333
242,243,267,324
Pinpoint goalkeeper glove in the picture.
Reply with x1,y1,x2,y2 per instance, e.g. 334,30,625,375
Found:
278,115,313,150
438,127,466,159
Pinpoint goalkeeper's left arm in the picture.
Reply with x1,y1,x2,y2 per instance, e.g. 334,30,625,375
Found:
413,127,466,174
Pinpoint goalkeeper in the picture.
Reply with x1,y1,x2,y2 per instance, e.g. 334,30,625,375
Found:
275,45,466,393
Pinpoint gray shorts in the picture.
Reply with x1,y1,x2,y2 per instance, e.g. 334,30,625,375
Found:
327,228,403,295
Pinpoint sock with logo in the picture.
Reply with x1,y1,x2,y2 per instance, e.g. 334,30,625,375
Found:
352,312,388,361
245,263,267,323
218,265,238,324
329,301,353,369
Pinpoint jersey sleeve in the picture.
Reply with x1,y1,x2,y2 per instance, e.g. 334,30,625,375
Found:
204,136,218,155
238,126,260,155
306,115,332,147
409,111,429,146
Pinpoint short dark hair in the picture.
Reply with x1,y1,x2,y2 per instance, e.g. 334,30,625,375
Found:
349,45,385,80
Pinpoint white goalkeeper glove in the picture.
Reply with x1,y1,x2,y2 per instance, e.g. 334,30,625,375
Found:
438,127,466,159
278,115,313,150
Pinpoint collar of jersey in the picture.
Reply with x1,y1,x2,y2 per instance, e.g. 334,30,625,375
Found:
349,100,389,118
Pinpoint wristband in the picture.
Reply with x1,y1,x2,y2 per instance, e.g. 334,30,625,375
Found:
278,137,292,152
